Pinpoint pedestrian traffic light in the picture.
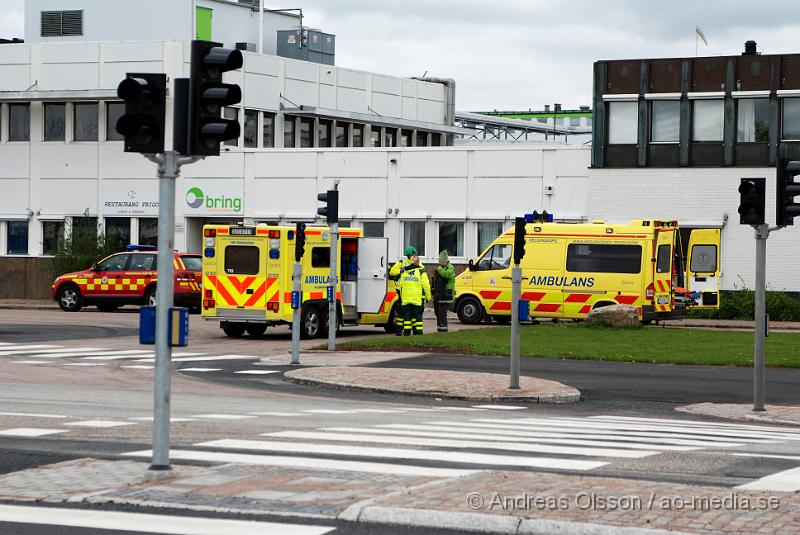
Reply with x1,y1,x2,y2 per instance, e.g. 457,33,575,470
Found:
738,178,766,225
317,190,339,224
186,40,243,156
295,222,306,262
513,217,526,265
776,158,800,226
115,73,166,154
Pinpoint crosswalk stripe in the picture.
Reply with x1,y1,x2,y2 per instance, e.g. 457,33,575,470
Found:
247,412,308,417
547,416,800,438
235,370,280,375
388,422,745,448
349,409,407,414
121,365,154,369
83,351,157,360
195,438,608,471
304,409,357,415
589,415,796,432
122,449,478,478
0,412,67,419
447,420,767,444
0,428,68,437
731,453,800,461
28,351,153,359
134,354,255,363
480,418,799,441
735,466,800,492
263,430,656,458
192,414,257,420
0,345,61,354
472,405,528,410
180,368,222,372
0,347,104,356
0,503,333,535
64,363,107,367
326,426,699,451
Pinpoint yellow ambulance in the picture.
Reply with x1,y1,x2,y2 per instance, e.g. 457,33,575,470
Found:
201,224,398,338
454,219,720,325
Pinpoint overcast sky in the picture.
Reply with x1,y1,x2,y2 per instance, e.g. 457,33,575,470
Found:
3,0,800,110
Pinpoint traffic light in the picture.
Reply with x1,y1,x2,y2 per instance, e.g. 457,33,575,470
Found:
317,190,339,224
738,178,766,225
186,40,243,156
513,217,526,265
295,222,306,262
776,158,800,226
115,73,166,154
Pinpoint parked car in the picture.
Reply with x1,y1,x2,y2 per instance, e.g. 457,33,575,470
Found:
51,245,201,312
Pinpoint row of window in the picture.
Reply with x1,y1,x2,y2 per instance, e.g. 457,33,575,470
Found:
607,97,800,145
0,102,122,143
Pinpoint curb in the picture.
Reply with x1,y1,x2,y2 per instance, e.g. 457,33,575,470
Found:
283,372,581,404
744,414,800,427
0,304,57,310
345,506,692,535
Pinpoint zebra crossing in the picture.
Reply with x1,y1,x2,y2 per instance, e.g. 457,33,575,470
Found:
119,415,800,488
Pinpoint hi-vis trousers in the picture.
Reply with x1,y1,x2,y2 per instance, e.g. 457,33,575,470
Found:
401,304,424,336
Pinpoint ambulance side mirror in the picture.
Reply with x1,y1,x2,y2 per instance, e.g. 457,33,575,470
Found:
90,263,99,271
468,259,476,271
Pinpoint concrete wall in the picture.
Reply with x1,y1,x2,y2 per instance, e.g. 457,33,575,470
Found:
0,257,54,299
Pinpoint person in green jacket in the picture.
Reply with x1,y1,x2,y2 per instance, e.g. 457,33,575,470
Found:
389,246,431,336
432,250,456,332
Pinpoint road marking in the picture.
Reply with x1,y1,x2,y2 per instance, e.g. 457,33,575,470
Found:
121,365,155,369
134,355,258,363
10,361,51,364
471,405,528,410
0,347,105,356
235,370,280,375
0,428,68,437
0,345,61,354
326,426,697,451
0,503,333,535
196,438,608,471
392,408,448,412
590,415,798,431
304,409,358,415
180,368,222,372
439,407,487,411
548,416,800,439
735,466,800,492
0,412,68,419
64,363,107,367
128,417,197,422
349,409,407,414
263,430,656,459
192,414,257,420
82,351,157,360
247,412,308,417
65,420,136,428
731,453,800,461
123,449,477,478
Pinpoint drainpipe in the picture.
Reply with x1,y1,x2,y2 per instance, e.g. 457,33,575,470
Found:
412,76,456,145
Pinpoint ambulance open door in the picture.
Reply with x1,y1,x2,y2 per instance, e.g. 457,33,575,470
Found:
356,237,388,313
686,229,721,309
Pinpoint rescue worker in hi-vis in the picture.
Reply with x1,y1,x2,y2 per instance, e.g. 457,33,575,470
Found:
390,246,431,336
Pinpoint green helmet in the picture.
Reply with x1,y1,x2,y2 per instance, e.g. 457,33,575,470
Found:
404,245,417,256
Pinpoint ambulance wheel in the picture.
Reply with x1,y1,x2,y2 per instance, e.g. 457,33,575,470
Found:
144,287,157,307
245,324,268,337
300,306,322,340
457,296,484,325
96,303,118,313
57,284,83,312
383,303,400,333
492,315,511,325
222,322,246,337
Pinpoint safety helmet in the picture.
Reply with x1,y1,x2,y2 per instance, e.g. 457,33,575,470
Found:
404,245,417,256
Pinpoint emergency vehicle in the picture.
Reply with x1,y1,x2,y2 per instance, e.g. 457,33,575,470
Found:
201,224,399,338
51,245,202,312
455,219,720,324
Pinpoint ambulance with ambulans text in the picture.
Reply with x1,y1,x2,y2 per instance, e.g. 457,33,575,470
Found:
454,218,720,325
201,224,399,338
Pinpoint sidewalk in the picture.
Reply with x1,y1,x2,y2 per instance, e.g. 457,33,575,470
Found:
677,403,800,427
0,458,797,534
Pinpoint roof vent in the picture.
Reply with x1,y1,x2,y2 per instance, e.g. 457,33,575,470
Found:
743,40,758,56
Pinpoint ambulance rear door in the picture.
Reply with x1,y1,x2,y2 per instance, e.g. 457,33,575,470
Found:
653,227,675,312
686,229,721,308
356,237,388,313
215,228,269,318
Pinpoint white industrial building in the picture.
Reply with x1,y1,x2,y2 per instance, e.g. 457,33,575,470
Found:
0,0,797,297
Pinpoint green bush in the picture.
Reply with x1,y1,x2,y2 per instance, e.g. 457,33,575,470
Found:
688,289,800,321
52,229,124,277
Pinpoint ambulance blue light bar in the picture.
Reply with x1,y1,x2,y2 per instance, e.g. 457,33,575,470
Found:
524,211,553,223
127,244,157,251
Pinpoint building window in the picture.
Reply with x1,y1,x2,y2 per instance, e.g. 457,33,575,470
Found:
44,103,66,141
41,10,83,37
106,102,124,141
352,123,364,147
7,221,29,255
650,100,680,143
477,222,504,254
42,221,65,255
370,129,381,147
438,222,464,257
71,217,98,240
400,129,412,147
692,100,724,142
8,104,30,141
262,112,275,147
430,133,442,146
607,101,638,144
223,108,238,146
74,102,98,141
104,217,130,248
300,118,313,147
138,218,158,246
569,116,581,127
283,116,296,148
403,221,425,256
384,129,396,148
782,98,800,140
537,117,548,124
362,221,384,238
416,131,427,147
737,98,769,143
243,109,258,148
335,123,347,147
318,119,332,148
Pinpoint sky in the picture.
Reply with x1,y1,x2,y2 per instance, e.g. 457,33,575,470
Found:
3,1,800,111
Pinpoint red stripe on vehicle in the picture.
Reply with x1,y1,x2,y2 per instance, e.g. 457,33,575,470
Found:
210,278,238,306
564,293,591,303
310,291,324,300
243,283,267,307
534,303,560,313
579,305,592,314
228,276,256,294
284,292,292,303
521,291,546,301
615,295,638,305
490,301,511,311
480,290,502,300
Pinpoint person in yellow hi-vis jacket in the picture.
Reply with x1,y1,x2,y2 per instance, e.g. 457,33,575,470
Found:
389,246,431,336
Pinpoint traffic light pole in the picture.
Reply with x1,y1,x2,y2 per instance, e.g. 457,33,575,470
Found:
753,224,768,412
145,151,200,476
509,264,522,390
328,222,338,351
291,261,302,365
